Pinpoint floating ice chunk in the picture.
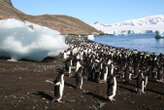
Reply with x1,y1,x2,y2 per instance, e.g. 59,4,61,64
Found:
88,35,95,41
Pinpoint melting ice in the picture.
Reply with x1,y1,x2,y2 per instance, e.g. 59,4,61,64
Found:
0,19,68,61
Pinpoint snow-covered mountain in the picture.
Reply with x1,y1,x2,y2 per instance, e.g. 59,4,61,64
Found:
93,15,164,35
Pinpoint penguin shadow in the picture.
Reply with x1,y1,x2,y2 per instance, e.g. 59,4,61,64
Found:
84,91,108,101
118,83,137,93
146,88,164,95
65,82,77,89
32,91,53,101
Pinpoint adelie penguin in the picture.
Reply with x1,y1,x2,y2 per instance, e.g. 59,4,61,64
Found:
103,59,112,82
107,63,117,102
45,68,65,103
75,58,84,90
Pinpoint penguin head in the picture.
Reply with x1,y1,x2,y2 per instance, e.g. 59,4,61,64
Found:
57,68,64,75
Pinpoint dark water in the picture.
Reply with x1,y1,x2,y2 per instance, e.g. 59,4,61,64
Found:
95,34,164,54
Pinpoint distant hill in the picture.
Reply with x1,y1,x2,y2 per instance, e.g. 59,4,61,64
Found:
93,15,164,35
0,0,100,35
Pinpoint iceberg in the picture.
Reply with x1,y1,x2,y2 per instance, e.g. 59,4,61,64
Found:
0,19,68,61
88,35,95,41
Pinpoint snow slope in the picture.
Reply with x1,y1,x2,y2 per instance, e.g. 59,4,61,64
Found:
93,15,164,35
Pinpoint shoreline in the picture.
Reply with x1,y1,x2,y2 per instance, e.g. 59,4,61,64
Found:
92,35,164,55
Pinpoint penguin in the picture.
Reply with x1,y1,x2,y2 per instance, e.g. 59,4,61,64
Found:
75,59,84,90
63,50,70,73
103,59,112,82
107,63,117,102
141,73,146,94
68,59,73,77
135,69,146,94
45,68,65,103
68,51,74,77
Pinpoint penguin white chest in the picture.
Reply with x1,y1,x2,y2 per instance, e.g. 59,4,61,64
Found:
76,62,81,72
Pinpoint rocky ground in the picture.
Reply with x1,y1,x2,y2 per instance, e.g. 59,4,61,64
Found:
0,57,164,110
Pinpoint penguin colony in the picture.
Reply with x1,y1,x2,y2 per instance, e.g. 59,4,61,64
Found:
48,39,164,103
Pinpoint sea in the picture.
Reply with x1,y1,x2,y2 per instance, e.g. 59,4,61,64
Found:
94,34,164,55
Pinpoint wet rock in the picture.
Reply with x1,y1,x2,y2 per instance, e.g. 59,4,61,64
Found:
11,95,17,99
46,101,49,104
32,106,36,110
80,95,84,98
92,105,98,110
18,76,22,80
123,97,127,101
20,96,25,100
26,92,30,95
99,102,106,109
44,106,48,110
4,96,8,99
67,99,76,103
130,100,135,104
42,98,46,101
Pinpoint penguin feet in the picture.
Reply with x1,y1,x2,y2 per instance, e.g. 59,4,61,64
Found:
57,99,62,103
80,85,83,90
56,97,63,103
108,96,116,102
141,91,145,94
51,98,63,103
137,89,145,95
80,87,83,90
68,73,73,78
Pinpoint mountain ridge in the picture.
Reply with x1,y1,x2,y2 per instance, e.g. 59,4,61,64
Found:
0,0,100,35
94,15,164,35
